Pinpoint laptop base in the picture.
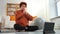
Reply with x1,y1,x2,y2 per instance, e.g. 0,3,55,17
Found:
43,30,55,33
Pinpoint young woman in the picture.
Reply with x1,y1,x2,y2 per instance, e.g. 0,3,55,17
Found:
14,2,38,32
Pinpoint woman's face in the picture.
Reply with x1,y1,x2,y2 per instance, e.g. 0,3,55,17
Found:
20,4,26,11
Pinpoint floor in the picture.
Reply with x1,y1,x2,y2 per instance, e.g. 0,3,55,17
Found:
0,29,60,34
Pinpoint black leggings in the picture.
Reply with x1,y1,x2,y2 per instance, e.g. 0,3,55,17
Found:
14,24,39,31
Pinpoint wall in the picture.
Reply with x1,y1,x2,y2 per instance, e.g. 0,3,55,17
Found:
24,0,50,21
0,0,6,16
49,0,57,18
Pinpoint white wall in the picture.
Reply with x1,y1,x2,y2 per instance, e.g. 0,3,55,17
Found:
49,0,57,18
0,0,6,16
24,0,50,21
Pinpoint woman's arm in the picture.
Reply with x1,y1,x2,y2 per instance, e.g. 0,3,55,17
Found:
24,12,33,21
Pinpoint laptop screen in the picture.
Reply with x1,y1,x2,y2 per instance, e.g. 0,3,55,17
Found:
44,22,55,31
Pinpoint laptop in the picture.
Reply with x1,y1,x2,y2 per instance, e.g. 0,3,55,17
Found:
43,22,55,33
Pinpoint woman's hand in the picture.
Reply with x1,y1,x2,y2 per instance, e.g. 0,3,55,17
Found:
32,16,37,21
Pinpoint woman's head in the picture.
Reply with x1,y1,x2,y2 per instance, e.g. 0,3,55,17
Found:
19,2,27,11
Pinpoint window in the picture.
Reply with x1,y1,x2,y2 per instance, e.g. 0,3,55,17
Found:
57,1,60,16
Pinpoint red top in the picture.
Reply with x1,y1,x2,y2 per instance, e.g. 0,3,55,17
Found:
15,10,33,27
